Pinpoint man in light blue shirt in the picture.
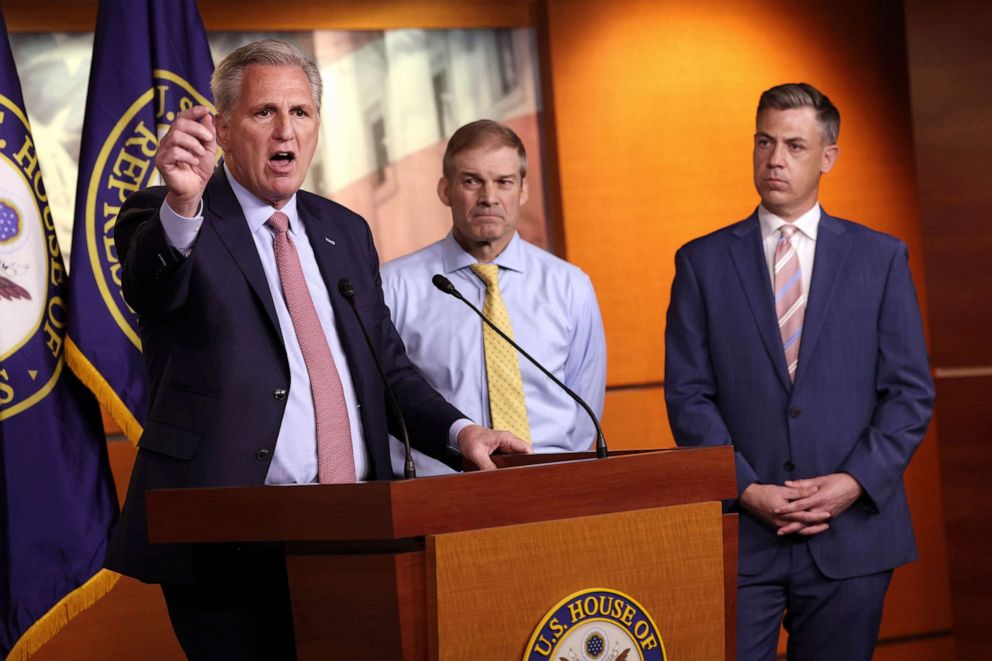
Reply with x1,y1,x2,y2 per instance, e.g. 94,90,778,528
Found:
382,120,607,475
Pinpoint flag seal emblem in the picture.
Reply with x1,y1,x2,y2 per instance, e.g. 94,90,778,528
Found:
523,588,666,661
83,70,213,349
0,93,66,420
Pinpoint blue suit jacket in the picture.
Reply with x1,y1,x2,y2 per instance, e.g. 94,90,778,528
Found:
105,170,462,584
664,209,934,579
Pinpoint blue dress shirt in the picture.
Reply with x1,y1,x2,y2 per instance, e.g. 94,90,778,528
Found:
382,232,607,475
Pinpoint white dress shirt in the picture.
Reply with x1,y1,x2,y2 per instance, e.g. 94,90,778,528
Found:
158,165,368,484
758,203,821,296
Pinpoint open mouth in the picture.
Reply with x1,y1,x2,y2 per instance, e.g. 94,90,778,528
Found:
269,151,296,166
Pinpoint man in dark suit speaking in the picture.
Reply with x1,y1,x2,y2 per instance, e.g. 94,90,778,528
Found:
105,39,527,659
664,83,934,660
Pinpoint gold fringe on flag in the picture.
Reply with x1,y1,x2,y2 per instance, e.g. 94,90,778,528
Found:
65,337,143,446
5,570,121,661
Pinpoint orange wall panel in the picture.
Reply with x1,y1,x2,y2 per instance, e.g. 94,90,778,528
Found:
602,387,674,450
543,0,928,386
544,0,952,651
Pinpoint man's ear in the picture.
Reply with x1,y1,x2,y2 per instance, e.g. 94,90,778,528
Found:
820,144,839,174
437,177,452,207
215,114,230,152
520,177,530,206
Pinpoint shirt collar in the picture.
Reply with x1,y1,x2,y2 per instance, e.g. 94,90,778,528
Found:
224,163,301,236
440,231,525,274
758,202,821,242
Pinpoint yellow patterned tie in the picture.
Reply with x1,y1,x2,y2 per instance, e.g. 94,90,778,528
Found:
470,263,532,444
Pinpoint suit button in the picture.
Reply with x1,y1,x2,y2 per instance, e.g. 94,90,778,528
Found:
789,407,801,418
255,448,271,461
784,461,795,471
273,387,288,401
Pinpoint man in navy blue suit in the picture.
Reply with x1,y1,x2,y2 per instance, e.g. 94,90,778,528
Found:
664,83,934,660
106,40,527,660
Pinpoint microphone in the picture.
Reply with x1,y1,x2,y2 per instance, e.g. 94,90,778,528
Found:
337,278,416,479
431,273,608,459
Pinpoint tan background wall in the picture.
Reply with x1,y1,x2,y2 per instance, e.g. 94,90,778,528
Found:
5,1,964,659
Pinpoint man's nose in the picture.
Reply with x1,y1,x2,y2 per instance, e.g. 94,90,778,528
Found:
272,112,294,140
768,142,786,166
478,181,497,203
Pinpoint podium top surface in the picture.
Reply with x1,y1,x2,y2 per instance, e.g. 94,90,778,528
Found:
147,446,734,544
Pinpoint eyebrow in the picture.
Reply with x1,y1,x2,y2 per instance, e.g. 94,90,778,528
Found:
755,132,808,143
459,170,519,180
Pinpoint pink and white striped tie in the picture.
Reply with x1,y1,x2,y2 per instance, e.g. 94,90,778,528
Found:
267,211,356,483
774,224,805,382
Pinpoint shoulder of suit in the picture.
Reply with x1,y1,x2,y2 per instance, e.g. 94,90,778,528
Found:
676,215,756,255
295,188,368,226
822,213,906,250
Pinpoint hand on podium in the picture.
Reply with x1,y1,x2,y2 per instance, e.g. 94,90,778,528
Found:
456,424,531,470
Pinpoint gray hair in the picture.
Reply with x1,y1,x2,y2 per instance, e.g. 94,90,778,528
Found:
211,39,323,118
757,82,840,145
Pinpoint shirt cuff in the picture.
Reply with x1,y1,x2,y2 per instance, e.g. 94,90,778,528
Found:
159,198,204,255
447,418,475,449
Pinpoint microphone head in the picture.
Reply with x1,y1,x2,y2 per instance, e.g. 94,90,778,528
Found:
432,274,457,295
337,278,355,300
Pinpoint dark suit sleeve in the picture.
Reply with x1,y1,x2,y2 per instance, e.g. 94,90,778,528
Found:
115,187,196,319
665,247,759,495
837,241,935,511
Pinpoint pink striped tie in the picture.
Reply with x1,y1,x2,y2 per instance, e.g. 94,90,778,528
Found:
774,224,805,382
267,212,356,483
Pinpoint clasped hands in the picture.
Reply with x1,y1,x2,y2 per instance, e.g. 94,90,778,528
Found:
739,473,863,537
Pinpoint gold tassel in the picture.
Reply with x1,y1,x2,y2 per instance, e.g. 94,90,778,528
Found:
65,337,143,445
5,570,122,661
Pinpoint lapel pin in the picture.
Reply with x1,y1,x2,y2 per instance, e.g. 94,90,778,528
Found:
324,237,336,246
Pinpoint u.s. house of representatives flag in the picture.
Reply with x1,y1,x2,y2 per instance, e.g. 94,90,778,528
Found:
66,0,214,443
0,10,118,660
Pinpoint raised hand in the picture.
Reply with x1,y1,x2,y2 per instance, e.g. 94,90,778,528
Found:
156,105,217,217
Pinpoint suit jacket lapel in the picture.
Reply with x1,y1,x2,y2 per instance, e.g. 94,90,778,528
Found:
794,211,851,384
203,169,282,337
298,195,373,410
298,194,349,321
728,213,793,391
298,195,362,360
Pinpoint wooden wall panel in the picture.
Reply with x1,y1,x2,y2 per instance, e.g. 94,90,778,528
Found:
922,377,992,660
872,634,956,661
904,2,992,658
3,0,537,32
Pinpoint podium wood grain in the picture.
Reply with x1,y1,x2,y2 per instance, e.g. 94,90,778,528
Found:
428,503,725,660
146,447,736,659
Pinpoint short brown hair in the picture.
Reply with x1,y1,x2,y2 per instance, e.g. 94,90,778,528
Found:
442,120,527,179
757,83,840,145
211,39,322,118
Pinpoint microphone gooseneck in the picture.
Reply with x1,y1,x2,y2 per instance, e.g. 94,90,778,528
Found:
431,273,608,459
337,278,416,479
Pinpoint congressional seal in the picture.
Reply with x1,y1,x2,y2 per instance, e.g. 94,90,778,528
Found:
524,588,666,661
0,93,66,420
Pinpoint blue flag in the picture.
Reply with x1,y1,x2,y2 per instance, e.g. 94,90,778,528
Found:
0,9,118,660
66,0,214,443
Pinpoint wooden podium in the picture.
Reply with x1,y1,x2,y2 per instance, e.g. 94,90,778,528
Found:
147,446,737,660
